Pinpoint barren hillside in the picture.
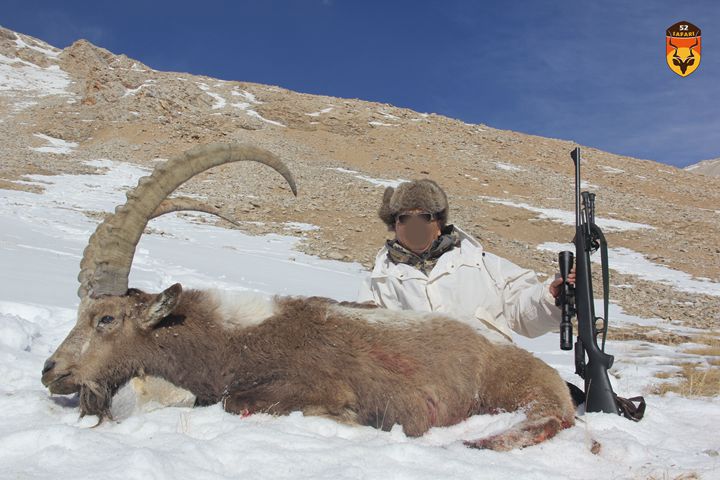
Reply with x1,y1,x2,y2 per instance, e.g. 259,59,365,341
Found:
1,26,718,335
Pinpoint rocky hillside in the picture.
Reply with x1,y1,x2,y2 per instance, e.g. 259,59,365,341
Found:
685,158,720,177
1,26,718,335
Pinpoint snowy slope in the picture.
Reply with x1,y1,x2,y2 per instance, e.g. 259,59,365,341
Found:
1,163,719,479
0,31,73,115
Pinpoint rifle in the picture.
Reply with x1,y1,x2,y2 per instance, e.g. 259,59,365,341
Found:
556,147,644,419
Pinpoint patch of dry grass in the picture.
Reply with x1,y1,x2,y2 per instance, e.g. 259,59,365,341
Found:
0,178,44,193
646,473,699,480
648,333,720,397
609,327,691,346
683,334,720,357
653,362,720,397
603,328,720,397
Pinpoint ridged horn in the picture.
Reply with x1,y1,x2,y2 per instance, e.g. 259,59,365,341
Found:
151,197,241,227
77,143,297,298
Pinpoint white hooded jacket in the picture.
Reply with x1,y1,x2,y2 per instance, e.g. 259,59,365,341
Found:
357,226,560,343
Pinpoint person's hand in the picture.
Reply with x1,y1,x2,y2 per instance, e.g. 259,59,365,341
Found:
549,268,576,299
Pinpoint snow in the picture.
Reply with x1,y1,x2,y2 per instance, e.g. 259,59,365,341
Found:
283,221,320,232
197,82,227,109
538,242,720,297
130,62,151,72
495,162,525,172
231,89,262,104
601,165,625,174
0,160,363,302
123,79,155,98
329,167,359,174
0,33,69,106
306,106,334,116
245,109,286,127
0,54,72,97
377,110,400,120
329,167,408,188
369,121,399,127
0,161,719,479
11,100,38,111
228,89,285,126
30,133,78,155
0,310,39,351
481,196,655,232
14,34,61,59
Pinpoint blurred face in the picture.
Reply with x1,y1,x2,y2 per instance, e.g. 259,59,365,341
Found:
394,209,441,254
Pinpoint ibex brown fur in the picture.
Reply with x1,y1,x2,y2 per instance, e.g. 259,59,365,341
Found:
46,285,574,450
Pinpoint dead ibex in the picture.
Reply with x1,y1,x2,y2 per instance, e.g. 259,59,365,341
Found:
41,143,575,451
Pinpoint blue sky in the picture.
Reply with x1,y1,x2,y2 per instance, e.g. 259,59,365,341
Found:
4,1,718,167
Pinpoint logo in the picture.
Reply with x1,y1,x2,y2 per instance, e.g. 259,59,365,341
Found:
666,21,701,77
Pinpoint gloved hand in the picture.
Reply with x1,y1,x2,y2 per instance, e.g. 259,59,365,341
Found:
549,267,576,299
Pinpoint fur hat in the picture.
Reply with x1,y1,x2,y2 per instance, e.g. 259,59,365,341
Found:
378,179,449,229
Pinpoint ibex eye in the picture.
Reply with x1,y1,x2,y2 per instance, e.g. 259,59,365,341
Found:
98,315,115,325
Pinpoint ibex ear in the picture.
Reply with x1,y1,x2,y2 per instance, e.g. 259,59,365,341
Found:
140,283,182,330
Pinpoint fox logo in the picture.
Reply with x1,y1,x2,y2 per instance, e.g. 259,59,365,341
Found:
666,21,701,77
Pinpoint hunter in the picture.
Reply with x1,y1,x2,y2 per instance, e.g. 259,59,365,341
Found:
358,179,574,344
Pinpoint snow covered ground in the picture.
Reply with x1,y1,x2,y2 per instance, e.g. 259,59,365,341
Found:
0,53,71,98
538,242,720,298
1,162,719,479
29,133,78,155
0,32,73,109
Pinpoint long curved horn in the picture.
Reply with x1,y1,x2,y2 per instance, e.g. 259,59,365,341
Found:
151,197,241,227
78,143,297,298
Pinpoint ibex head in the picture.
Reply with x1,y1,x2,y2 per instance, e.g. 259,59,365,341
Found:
41,285,183,417
41,143,297,416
